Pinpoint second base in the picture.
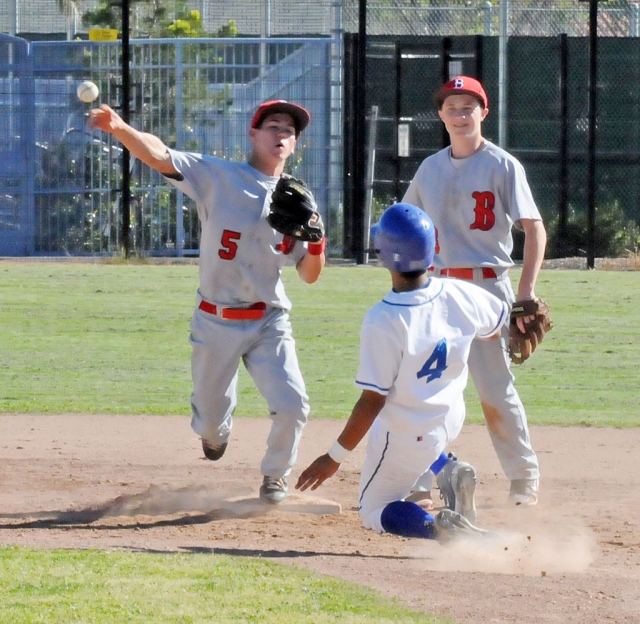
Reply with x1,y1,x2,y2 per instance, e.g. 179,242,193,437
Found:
275,492,342,514
226,491,341,515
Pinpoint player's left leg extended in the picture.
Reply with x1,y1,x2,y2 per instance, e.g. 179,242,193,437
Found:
245,309,310,502
189,305,244,454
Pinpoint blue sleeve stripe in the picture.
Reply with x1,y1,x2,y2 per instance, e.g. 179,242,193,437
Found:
479,303,509,338
355,380,390,394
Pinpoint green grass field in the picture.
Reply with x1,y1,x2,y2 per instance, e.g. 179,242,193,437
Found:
1,262,638,426
0,547,449,624
1,261,638,623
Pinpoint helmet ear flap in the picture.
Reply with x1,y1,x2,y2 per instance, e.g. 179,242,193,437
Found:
371,203,435,272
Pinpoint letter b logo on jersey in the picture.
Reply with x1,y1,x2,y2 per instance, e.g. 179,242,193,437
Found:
470,191,496,231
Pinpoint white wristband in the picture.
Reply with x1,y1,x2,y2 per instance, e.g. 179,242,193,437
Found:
327,440,351,464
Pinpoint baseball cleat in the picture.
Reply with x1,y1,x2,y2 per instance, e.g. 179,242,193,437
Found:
259,476,288,505
435,453,478,523
433,509,489,543
201,439,228,461
508,478,539,506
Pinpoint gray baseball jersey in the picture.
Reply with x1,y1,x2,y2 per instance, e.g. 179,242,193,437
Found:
403,140,542,270
166,149,307,309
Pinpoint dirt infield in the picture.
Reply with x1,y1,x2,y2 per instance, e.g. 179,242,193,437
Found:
1,414,639,623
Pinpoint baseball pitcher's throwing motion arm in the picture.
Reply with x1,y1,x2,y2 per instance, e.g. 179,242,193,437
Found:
89,104,177,176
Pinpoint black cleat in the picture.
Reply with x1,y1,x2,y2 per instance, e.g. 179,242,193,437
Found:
202,439,228,461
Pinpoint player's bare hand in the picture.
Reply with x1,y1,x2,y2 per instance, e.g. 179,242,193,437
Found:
88,104,125,134
515,291,537,333
295,454,339,491
516,315,535,334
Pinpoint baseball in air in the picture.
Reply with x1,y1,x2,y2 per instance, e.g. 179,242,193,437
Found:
77,80,100,103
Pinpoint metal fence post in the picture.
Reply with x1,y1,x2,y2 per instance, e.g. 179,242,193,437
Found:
329,0,344,254
121,0,131,258
355,0,367,264
484,1,493,36
558,33,569,252
24,41,36,255
630,3,639,37
175,40,185,257
9,0,18,35
498,0,509,148
587,0,599,269
363,105,378,265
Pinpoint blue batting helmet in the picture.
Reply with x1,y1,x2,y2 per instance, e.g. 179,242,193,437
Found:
371,203,435,272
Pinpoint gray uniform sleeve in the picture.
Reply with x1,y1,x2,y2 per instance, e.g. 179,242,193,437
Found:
501,153,542,227
163,149,221,220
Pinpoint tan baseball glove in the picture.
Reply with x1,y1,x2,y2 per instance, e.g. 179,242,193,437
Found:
508,298,553,364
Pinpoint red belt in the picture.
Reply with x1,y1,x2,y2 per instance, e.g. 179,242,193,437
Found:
198,300,267,320
436,267,497,279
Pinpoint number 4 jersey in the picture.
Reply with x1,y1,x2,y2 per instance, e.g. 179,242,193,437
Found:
355,277,508,436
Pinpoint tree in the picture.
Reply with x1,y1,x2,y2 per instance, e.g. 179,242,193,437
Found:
57,0,81,13
57,0,83,39
82,0,238,39
77,1,238,254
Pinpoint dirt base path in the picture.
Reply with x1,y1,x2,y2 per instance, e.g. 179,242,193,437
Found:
1,415,639,623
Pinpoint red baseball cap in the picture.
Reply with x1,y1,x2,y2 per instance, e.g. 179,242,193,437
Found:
433,76,488,109
250,100,311,135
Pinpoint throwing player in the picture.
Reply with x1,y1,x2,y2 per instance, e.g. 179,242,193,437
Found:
402,76,546,506
296,203,508,541
89,100,326,504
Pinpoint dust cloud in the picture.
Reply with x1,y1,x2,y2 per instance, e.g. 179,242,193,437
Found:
50,484,265,524
411,520,596,576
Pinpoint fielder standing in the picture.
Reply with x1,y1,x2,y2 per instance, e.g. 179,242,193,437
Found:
296,203,508,541
402,76,546,506
89,100,325,504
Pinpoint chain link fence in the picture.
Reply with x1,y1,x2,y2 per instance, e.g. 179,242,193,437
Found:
2,0,340,39
1,35,339,256
339,1,640,260
6,1,639,40
4,1,640,258
341,0,639,37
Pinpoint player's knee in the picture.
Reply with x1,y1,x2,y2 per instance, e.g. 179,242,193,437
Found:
268,406,309,428
268,394,310,421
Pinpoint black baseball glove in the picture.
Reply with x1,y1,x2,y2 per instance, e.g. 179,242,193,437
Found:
268,175,324,243
508,298,553,364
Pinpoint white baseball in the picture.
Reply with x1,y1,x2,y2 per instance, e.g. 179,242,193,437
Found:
77,80,100,103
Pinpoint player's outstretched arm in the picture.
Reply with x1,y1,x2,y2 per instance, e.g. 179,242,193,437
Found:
294,454,339,491
295,390,385,491
88,104,178,176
